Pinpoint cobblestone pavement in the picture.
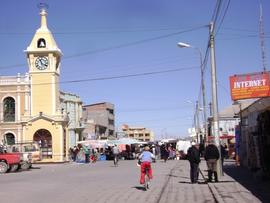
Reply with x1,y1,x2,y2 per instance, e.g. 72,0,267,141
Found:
0,159,269,203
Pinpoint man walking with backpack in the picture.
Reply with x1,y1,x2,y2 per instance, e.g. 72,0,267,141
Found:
187,142,201,183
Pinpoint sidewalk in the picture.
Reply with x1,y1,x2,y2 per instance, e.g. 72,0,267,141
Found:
199,159,270,203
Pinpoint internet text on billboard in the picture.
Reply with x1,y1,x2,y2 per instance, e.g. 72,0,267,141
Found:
230,72,270,100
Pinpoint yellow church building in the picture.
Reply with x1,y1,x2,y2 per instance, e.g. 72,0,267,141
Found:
0,7,82,162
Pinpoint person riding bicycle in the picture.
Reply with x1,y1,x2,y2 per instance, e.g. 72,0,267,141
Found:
112,144,120,165
138,145,155,185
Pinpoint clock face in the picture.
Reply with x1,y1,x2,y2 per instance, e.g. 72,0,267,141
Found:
35,56,48,70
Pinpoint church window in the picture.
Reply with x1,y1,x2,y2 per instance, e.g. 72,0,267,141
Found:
3,97,15,122
5,133,15,145
37,38,46,48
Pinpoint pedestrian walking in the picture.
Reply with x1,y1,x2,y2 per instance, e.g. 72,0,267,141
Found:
112,144,120,166
82,145,90,163
161,144,169,162
220,143,228,169
68,147,74,162
187,142,201,183
73,145,79,161
204,141,220,182
151,145,156,157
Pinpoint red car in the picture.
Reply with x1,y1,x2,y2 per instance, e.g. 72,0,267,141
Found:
0,148,22,173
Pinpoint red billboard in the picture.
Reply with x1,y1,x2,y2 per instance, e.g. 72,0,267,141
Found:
230,72,270,100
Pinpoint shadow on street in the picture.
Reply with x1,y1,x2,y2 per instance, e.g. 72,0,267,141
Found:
30,166,41,170
224,162,270,203
132,186,146,191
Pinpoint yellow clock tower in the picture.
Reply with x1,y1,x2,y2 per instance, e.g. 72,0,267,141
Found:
22,6,69,162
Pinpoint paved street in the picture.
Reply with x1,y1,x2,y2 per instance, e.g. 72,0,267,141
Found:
0,159,269,203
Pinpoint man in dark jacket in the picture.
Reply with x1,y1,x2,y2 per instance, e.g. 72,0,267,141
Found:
187,142,201,183
204,142,220,182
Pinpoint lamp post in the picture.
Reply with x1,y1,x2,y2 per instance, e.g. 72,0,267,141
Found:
178,42,208,144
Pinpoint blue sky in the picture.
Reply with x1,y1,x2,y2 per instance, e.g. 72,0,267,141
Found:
1,0,269,139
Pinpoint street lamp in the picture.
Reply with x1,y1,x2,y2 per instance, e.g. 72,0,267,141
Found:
178,42,208,145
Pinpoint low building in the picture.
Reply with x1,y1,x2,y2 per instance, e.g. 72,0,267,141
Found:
60,92,84,147
239,97,270,177
82,102,115,140
122,124,154,142
0,73,30,146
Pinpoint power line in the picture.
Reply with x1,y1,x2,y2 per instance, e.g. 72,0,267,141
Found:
64,55,197,75
0,25,206,70
194,0,228,127
211,0,223,29
117,115,191,123
222,27,269,34
217,35,270,41
0,26,202,35
30,66,199,86
117,106,193,113
215,0,231,36
64,25,207,59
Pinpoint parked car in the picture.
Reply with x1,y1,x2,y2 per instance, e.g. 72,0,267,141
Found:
0,145,22,174
9,146,32,170
8,141,42,168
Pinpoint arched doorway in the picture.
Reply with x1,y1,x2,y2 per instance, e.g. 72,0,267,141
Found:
5,133,15,145
33,129,52,159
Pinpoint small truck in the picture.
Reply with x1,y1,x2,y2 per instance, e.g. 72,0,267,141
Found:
0,146,22,173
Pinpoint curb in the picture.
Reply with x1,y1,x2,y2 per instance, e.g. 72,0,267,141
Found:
199,168,225,203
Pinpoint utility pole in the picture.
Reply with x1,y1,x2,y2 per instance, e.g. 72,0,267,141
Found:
200,53,208,145
209,22,223,177
195,100,200,143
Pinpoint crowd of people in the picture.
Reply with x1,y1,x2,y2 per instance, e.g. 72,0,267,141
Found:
68,142,181,164
68,140,229,186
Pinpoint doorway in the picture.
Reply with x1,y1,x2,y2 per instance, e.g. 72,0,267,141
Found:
33,129,52,159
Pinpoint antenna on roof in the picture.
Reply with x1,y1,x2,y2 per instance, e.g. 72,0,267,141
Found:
259,2,267,72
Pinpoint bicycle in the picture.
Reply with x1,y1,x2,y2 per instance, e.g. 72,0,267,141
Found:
144,166,150,190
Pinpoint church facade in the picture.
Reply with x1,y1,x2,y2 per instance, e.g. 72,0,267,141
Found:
0,8,82,162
